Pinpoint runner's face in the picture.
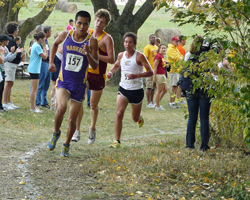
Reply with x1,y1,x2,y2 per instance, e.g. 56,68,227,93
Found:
124,37,135,51
75,17,90,36
94,17,107,31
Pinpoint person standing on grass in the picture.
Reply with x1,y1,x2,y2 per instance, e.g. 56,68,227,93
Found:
167,36,183,108
36,25,52,109
4,22,25,110
107,32,153,148
0,34,22,112
183,36,211,151
153,44,168,111
143,34,158,108
50,32,63,110
71,9,115,144
28,32,48,113
47,10,99,157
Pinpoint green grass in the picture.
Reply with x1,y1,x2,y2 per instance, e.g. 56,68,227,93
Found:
1,2,249,200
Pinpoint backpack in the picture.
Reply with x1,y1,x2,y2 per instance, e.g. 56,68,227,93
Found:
180,54,200,91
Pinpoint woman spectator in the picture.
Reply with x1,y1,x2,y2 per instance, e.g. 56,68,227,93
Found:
50,32,63,110
184,36,211,151
28,32,47,113
0,34,22,112
153,44,168,111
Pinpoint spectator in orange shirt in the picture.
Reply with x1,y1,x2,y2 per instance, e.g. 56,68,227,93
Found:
177,35,186,57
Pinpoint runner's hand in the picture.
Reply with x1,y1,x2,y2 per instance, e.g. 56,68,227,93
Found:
82,44,90,55
107,71,113,79
127,74,138,79
49,63,56,72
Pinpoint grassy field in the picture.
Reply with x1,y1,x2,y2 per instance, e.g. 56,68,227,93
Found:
1,1,249,200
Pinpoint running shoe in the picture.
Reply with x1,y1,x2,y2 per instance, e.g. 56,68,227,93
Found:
61,143,70,157
9,102,19,109
88,129,96,145
30,107,43,113
155,106,166,111
3,103,15,110
138,116,144,128
109,140,121,148
47,130,61,151
71,130,80,142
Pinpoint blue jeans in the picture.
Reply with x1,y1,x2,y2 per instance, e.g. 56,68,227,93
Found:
87,89,91,107
186,90,211,150
36,62,50,106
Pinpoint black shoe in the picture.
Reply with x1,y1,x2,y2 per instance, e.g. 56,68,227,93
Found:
0,107,8,112
41,104,50,109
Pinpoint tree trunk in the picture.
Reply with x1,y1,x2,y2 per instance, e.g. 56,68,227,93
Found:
91,0,156,85
0,0,57,48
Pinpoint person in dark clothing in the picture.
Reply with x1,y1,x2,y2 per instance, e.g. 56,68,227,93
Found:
3,22,25,110
183,36,211,151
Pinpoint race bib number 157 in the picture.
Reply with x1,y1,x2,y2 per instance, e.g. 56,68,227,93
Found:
65,53,83,72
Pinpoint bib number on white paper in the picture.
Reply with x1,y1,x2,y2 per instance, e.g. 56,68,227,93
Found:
121,71,133,84
65,53,83,72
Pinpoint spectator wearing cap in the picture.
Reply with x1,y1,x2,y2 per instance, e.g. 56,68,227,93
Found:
0,34,22,111
4,22,25,110
177,35,186,57
67,19,74,31
167,36,183,108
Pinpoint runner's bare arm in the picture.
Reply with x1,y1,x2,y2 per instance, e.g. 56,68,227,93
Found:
127,53,153,79
99,35,115,64
85,37,98,70
107,52,122,78
49,31,68,72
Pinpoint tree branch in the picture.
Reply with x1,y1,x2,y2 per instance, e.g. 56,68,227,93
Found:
133,0,156,30
18,0,57,46
212,2,236,44
120,0,136,20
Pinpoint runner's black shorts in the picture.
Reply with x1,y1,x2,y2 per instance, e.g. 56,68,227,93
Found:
117,86,144,104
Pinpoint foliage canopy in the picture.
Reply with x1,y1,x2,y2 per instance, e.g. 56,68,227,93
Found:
156,0,250,147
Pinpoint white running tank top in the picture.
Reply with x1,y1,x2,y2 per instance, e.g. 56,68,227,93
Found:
119,50,144,90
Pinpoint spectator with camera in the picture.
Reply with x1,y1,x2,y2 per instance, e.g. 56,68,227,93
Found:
181,35,211,151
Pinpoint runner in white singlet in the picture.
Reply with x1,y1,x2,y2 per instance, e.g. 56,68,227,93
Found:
107,32,153,148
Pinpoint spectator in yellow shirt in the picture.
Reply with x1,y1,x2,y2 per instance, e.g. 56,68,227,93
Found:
143,34,158,108
167,36,184,108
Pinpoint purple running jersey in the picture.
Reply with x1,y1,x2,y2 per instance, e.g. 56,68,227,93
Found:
58,30,92,84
